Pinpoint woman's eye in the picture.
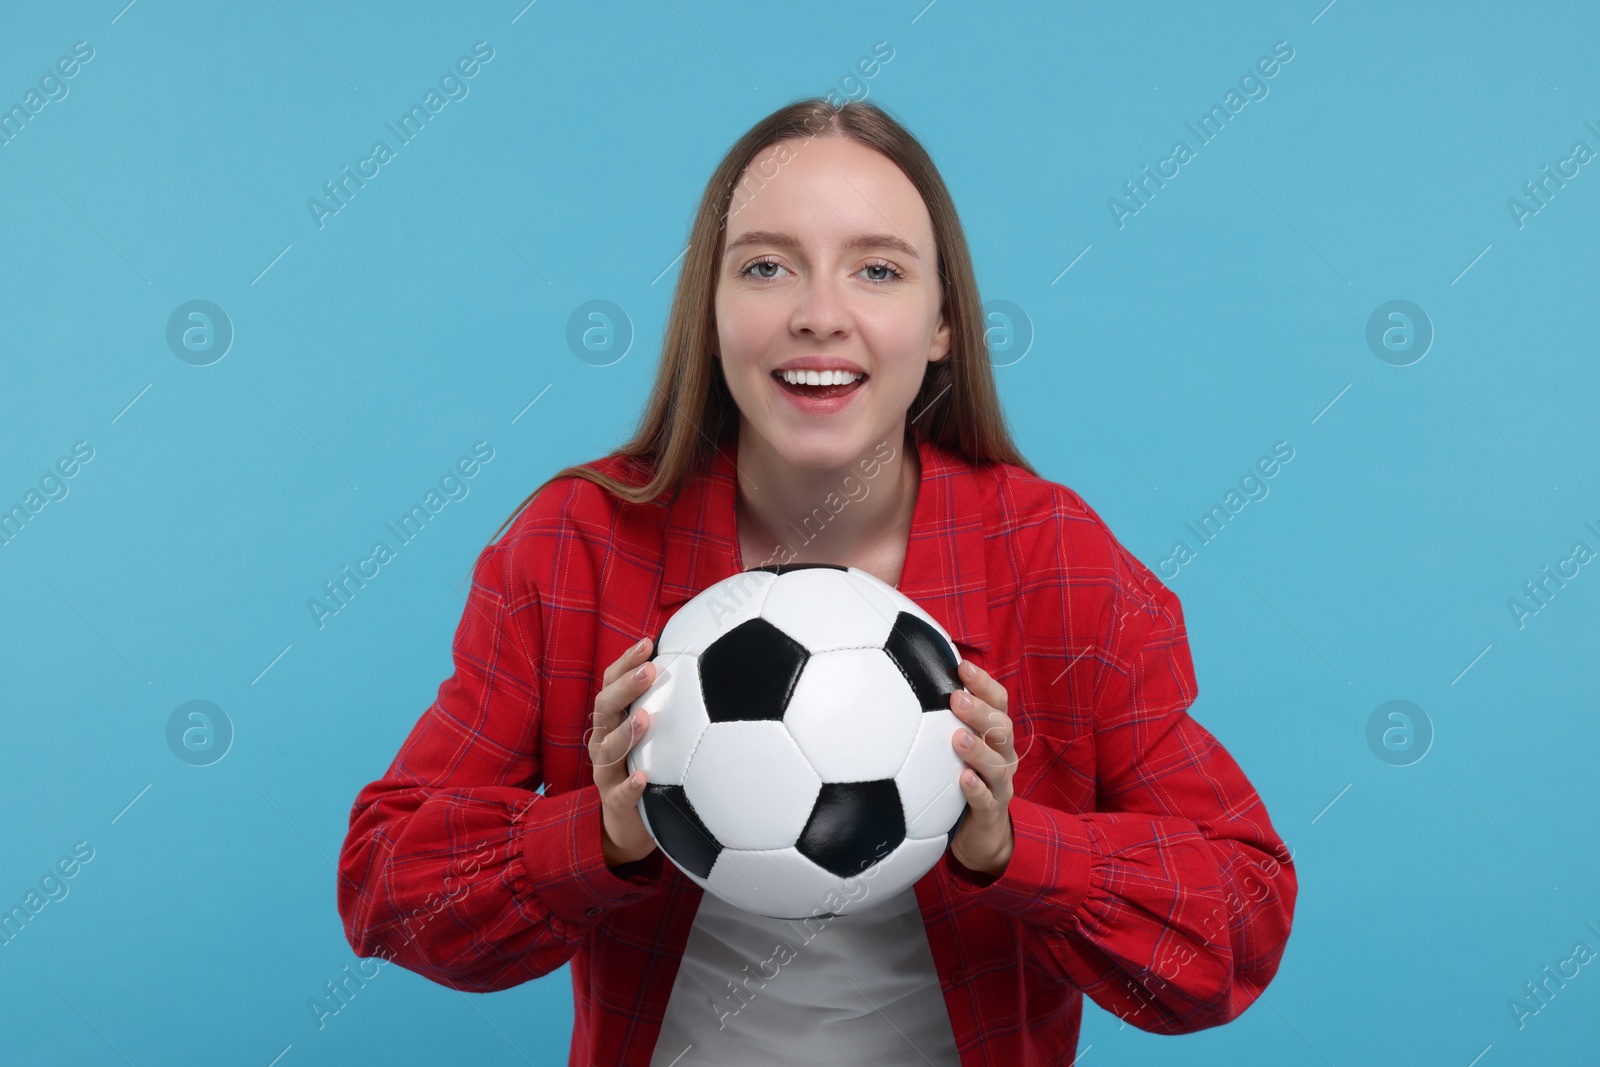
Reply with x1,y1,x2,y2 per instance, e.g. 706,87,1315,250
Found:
737,258,904,282
741,258,786,280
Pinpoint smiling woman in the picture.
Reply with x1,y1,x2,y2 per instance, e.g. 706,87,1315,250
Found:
338,97,1296,1067
490,99,1024,528
709,136,959,578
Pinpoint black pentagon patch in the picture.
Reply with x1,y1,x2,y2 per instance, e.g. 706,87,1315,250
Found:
883,611,960,711
699,617,809,723
747,562,848,575
796,780,906,878
640,784,721,879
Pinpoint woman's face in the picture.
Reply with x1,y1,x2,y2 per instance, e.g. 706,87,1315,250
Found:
713,135,951,471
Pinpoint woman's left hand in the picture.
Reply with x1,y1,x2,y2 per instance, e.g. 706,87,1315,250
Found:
947,659,1018,878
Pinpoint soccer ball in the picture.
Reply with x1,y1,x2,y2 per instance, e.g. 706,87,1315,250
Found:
625,563,971,920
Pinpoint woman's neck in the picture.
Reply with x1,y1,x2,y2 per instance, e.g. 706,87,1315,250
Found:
733,427,920,582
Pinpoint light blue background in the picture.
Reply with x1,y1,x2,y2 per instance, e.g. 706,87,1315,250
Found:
2,1,1596,1064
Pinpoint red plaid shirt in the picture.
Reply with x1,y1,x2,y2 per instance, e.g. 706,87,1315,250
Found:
338,431,1297,1066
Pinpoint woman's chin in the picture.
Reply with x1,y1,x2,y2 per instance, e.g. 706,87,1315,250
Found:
777,429,889,473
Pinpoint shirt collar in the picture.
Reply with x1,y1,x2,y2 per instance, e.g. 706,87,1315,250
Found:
658,433,992,655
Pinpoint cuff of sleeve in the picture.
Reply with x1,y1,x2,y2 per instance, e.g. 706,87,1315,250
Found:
939,795,1097,926
518,783,665,925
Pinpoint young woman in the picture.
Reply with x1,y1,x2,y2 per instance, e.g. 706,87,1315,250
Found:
338,99,1296,1066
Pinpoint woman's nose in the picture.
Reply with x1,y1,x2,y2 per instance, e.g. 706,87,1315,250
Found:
791,277,852,339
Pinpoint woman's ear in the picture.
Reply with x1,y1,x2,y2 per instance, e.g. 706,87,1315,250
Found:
929,311,952,363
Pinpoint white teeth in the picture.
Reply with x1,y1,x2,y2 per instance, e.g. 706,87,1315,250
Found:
780,369,861,386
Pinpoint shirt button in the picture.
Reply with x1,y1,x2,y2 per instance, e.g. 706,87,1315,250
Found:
586,907,603,918
950,969,966,985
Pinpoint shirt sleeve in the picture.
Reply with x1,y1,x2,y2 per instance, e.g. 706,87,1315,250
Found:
336,534,667,993
933,580,1297,1035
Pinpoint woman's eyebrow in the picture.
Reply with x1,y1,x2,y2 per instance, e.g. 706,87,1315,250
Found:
723,230,924,262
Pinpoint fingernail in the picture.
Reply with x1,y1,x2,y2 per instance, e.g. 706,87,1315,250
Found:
953,692,971,710
633,664,650,681
634,637,649,654
631,772,644,787
958,730,975,749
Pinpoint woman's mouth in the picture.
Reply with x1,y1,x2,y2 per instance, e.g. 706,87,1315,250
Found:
771,368,867,409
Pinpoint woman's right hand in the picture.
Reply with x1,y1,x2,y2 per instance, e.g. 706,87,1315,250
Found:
589,636,659,868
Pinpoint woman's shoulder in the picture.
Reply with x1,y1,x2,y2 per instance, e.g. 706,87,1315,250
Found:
984,458,1174,614
511,451,659,529
980,455,1107,538
457,451,668,633
492,451,675,579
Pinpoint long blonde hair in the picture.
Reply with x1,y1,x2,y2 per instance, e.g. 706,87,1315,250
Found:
490,97,1035,545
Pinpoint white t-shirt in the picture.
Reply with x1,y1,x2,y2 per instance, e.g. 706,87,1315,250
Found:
649,885,962,1066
